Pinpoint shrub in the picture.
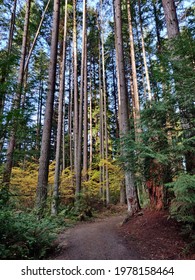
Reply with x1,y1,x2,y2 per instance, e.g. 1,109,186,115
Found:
0,209,58,259
168,173,195,226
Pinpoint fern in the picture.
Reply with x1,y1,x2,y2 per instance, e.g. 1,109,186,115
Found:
168,174,195,225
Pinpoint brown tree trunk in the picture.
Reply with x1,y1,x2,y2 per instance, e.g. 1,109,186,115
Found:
120,181,126,204
127,0,141,138
73,0,79,194
36,0,60,213
76,0,87,195
83,0,88,182
100,0,109,204
138,0,152,101
111,50,119,139
98,27,105,201
162,0,179,38
8,0,17,54
36,78,43,156
114,0,139,215
51,0,68,215
68,48,74,175
153,1,162,52
146,159,165,210
89,59,93,170
127,0,146,207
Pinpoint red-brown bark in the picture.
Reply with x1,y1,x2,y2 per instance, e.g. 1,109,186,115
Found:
145,160,165,210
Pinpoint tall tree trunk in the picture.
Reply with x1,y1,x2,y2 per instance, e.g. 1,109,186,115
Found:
2,0,31,189
114,0,139,215
83,0,88,182
36,78,43,156
153,1,162,52
162,0,179,38
73,0,79,193
127,0,141,138
120,180,126,204
127,0,145,207
111,50,119,139
113,4,123,215
138,0,152,101
98,27,105,201
8,0,17,54
21,37,30,110
89,59,93,170
62,98,65,169
35,0,60,213
75,0,87,195
51,0,68,215
134,18,147,101
68,47,74,174
100,0,109,204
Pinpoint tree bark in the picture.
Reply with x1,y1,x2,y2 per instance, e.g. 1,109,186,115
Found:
36,78,43,156
162,0,179,38
111,50,119,139
68,47,74,174
89,59,93,170
8,0,17,54
127,0,141,138
75,0,87,195
83,0,88,182
73,0,79,193
36,0,60,213
114,0,139,215
51,0,68,215
138,0,152,101
153,1,162,52
98,25,105,201
100,0,109,204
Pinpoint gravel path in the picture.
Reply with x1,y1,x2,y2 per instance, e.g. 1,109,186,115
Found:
53,215,140,260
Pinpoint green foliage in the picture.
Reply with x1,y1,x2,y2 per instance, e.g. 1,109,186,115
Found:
73,193,93,220
168,174,195,225
57,193,94,221
0,208,58,260
0,186,10,207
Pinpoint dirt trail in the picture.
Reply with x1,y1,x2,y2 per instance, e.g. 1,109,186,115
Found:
53,215,140,260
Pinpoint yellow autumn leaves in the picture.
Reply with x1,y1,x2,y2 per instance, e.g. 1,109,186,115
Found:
7,159,124,208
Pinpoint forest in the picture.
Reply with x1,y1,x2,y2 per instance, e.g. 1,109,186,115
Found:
0,0,195,260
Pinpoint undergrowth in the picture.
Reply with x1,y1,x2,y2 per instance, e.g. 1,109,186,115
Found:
0,187,69,260
167,173,195,254
0,208,64,259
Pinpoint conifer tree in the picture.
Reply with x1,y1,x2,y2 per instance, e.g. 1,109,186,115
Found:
51,0,68,215
114,0,139,215
2,0,31,190
36,0,60,213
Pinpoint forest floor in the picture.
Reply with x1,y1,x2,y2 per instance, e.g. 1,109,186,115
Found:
50,206,195,260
